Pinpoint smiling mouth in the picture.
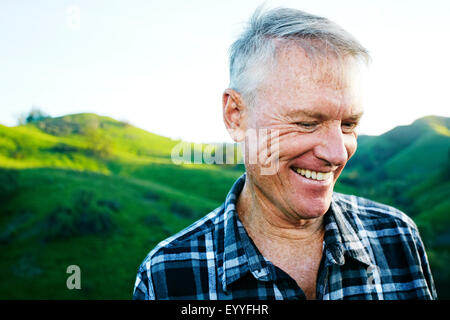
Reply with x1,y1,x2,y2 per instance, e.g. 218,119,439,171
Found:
291,167,332,182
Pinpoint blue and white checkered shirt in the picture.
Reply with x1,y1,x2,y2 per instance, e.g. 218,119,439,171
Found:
133,174,437,300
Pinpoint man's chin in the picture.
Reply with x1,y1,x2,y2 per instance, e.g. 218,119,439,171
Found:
290,199,331,220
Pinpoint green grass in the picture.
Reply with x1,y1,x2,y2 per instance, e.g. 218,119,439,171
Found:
0,113,241,299
0,167,220,299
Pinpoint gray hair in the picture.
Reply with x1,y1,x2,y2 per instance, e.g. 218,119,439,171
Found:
228,6,370,107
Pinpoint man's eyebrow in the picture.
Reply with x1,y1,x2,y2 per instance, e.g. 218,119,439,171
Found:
345,111,364,121
286,109,364,120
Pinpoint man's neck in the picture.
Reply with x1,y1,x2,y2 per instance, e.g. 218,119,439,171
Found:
236,177,325,246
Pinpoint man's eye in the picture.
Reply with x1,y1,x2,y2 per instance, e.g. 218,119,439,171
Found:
341,122,358,133
295,122,318,132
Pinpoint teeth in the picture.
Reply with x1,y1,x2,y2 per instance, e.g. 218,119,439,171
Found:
305,170,311,178
294,167,331,181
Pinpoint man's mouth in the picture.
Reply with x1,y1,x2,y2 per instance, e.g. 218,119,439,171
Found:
291,167,332,182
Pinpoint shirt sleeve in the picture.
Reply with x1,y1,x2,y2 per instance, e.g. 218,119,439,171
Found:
132,265,156,300
412,228,438,300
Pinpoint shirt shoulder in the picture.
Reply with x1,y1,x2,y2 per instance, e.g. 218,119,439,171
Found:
140,204,223,267
332,192,419,234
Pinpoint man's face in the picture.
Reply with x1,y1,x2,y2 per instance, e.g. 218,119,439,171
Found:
244,44,364,221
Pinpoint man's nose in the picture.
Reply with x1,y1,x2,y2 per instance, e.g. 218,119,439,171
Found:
313,125,348,167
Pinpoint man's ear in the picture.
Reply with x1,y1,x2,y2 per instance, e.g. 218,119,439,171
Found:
222,88,247,142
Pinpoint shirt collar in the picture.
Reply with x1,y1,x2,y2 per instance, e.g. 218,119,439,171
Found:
217,174,373,292
323,194,373,267
217,174,274,292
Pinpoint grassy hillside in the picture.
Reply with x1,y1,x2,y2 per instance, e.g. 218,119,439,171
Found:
0,113,448,299
0,113,243,299
0,167,222,299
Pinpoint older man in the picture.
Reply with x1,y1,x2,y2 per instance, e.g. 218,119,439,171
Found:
133,7,437,300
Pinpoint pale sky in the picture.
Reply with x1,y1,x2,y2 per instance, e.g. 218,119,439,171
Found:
0,0,449,143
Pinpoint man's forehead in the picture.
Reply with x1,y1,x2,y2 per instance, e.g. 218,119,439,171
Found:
273,42,363,90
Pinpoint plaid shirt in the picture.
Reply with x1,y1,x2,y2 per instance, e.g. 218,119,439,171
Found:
133,174,437,300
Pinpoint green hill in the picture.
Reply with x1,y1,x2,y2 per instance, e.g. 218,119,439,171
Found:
0,113,448,299
342,115,450,212
0,113,242,299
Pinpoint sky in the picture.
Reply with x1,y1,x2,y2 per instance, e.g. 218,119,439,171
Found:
0,0,449,143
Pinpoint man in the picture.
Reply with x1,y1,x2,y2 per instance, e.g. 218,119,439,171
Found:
133,7,437,300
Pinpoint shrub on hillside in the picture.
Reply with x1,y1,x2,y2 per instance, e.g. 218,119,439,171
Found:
44,207,78,240
43,191,116,241
77,209,114,235
20,107,50,124
170,202,196,219
97,199,121,212
143,215,163,226
144,190,160,201
0,169,19,200
37,118,81,136
0,210,34,244
49,143,79,153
